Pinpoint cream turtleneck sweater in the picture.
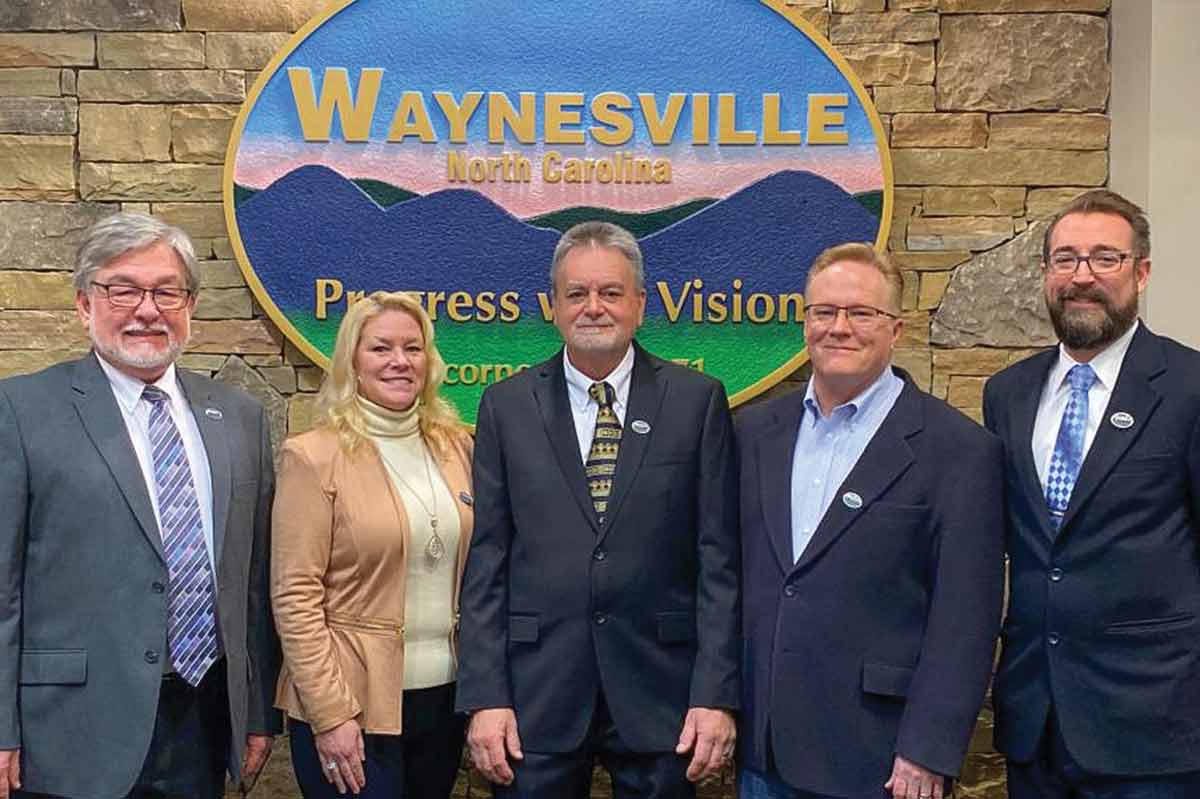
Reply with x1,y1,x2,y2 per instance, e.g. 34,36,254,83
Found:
358,395,460,690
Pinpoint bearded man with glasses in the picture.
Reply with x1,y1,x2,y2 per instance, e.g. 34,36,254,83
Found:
0,212,281,799
736,243,1004,799
984,189,1200,799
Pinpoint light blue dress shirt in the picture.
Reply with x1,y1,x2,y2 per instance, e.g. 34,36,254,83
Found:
790,367,905,562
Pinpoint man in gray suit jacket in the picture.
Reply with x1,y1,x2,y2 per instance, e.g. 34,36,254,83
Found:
0,213,281,799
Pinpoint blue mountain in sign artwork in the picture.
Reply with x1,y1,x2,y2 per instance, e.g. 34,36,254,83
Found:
234,165,880,318
638,170,880,300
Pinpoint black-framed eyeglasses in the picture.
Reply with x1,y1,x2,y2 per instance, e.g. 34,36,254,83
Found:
804,304,899,327
1045,250,1133,275
91,281,193,310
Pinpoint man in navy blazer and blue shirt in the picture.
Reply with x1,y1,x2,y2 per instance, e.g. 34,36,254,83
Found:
456,222,739,798
984,189,1200,798
737,243,1005,799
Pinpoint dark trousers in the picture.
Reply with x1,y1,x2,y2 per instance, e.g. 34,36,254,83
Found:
290,682,466,799
1006,711,1200,799
494,691,693,799
16,660,231,799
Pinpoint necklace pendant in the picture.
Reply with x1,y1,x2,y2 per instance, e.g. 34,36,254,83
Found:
430,516,438,529
425,531,445,561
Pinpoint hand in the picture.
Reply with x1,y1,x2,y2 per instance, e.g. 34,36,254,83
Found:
239,734,274,794
0,749,19,799
674,707,736,782
314,719,367,795
467,708,523,786
884,754,945,799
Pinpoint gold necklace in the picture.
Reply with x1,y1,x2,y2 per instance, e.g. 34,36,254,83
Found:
387,439,445,562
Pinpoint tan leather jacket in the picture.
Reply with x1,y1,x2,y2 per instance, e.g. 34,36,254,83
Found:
270,426,474,734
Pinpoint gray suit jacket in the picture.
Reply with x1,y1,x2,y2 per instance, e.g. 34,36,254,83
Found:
0,353,282,799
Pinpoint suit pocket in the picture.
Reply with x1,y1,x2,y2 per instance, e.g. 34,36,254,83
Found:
656,611,696,644
509,615,539,643
20,649,87,685
1105,613,1195,636
861,661,913,698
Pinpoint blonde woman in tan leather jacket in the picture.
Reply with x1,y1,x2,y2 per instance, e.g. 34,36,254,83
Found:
272,291,474,799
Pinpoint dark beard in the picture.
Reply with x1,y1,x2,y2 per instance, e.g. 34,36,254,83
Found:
1047,286,1138,352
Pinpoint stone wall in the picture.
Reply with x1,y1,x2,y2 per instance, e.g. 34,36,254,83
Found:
0,1,1112,797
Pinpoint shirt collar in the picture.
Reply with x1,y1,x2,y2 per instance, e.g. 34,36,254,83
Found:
563,344,636,412
803,365,897,422
1050,319,1140,393
95,353,183,414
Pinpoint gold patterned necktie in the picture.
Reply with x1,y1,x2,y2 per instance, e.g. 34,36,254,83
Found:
586,381,622,522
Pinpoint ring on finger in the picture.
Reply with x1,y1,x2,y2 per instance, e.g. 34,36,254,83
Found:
324,760,338,771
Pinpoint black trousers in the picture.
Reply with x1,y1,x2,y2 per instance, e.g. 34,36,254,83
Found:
1006,710,1200,799
290,682,465,799
494,691,693,799
16,659,231,799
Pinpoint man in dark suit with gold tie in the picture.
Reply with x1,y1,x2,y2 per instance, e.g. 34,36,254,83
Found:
456,221,740,798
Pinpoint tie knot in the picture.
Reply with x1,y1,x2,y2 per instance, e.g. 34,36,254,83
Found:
142,385,169,405
589,381,615,409
1067,364,1097,393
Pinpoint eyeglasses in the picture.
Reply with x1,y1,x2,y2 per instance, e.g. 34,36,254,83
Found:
804,304,899,327
91,281,193,310
1045,250,1133,275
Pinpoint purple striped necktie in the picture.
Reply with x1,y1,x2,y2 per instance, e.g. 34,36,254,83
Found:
143,385,219,686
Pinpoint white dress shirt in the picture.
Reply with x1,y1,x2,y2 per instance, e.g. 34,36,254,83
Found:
563,345,635,463
96,356,217,576
1032,320,1140,489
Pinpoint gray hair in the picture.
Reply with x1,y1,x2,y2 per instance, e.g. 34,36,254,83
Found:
74,212,200,292
549,221,645,293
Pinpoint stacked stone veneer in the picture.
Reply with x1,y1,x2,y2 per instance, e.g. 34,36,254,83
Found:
0,1,1111,797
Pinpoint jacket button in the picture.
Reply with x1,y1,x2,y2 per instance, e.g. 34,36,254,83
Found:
593,613,607,626
593,549,607,561
151,581,166,593
783,585,798,598
144,650,159,664
1048,633,1061,646
1049,568,1063,582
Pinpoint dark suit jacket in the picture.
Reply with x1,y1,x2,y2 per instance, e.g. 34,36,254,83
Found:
455,342,740,752
984,323,1200,775
0,353,282,799
737,372,1004,797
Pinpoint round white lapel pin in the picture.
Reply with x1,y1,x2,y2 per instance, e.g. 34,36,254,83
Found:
842,491,863,510
204,407,223,420
630,419,651,435
1110,411,1134,430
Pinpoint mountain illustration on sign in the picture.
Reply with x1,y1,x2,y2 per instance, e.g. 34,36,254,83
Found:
234,165,880,318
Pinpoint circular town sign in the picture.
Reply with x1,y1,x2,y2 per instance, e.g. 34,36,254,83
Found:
224,0,892,424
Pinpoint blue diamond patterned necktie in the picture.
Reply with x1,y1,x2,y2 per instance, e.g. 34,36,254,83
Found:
585,381,622,522
143,385,219,686
1044,363,1097,532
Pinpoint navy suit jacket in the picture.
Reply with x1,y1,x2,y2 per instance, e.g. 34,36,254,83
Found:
984,323,1200,775
455,342,740,752
737,371,1004,797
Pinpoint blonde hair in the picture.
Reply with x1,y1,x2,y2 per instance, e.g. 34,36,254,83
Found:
315,291,464,454
806,242,904,312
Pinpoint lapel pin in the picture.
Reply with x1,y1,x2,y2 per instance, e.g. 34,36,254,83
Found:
1110,411,1134,430
630,419,651,435
204,407,223,420
842,491,863,510
458,491,473,506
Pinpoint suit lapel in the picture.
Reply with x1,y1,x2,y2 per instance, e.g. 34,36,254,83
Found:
70,354,164,563
792,378,920,574
1013,349,1058,538
178,370,232,565
533,353,601,534
1059,326,1164,535
756,392,806,574
601,345,665,538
